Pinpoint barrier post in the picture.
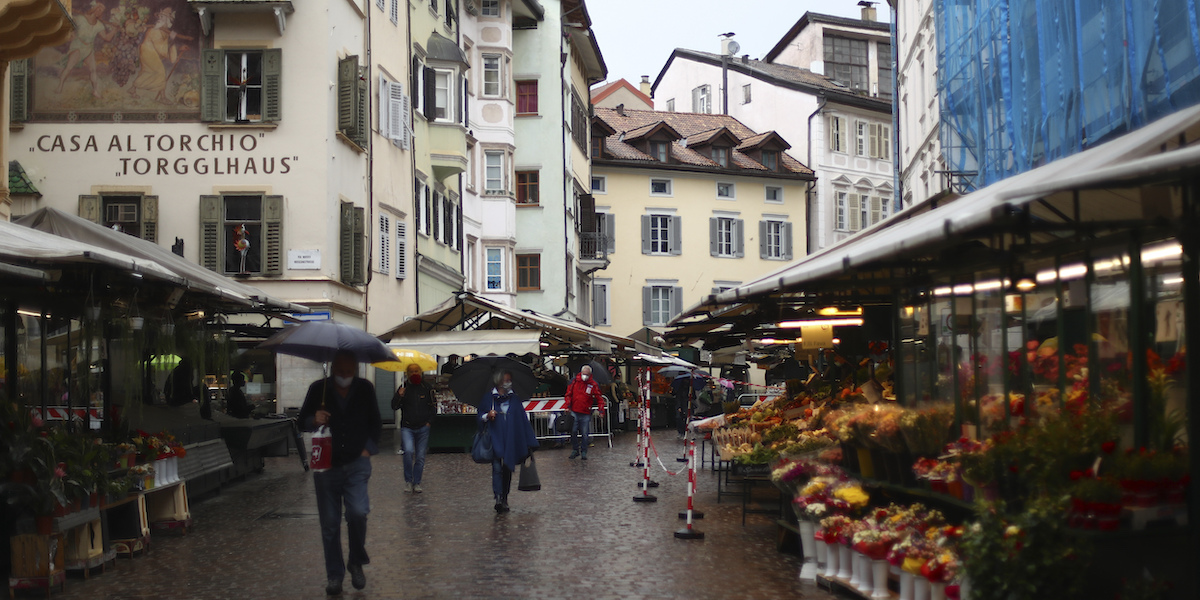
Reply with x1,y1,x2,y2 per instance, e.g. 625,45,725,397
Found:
674,437,704,538
633,413,657,502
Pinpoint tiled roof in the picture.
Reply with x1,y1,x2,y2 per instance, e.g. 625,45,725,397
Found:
594,107,813,176
9,161,39,195
682,49,850,93
736,131,790,151
685,126,733,147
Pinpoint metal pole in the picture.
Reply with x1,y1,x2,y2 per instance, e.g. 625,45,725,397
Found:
1177,180,1200,598
1129,232,1150,449
39,311,48,421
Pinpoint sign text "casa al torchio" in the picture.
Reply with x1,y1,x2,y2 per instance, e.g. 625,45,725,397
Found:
29,132,296,177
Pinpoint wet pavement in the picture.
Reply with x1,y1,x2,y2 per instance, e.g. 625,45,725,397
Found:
48,430,840,600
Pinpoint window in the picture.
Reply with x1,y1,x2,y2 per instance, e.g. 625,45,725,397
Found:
199,195,283,277
759,219,792,260
516,254,540,290
650,178,672,195
482,55,502,97
880,196,890,220
516,171,539,204
712,146,729,168
590,136,604,158
591,176,606,193
434,69,454,121
201,49,281,124
443,195,455,248
592,280,610,326
431,190,443,241
876,42,893,100
649,141,669,162
379,78,411,149
742,84,752,104
642,214,680,255
709,216,743,258
516,80,538,114
829,116,847,152
395,221,408,279
570,92,588,150
856,120,869,156
338,55,368,147
835,191,848,231
486,247,504,290
869,123,892,159
859,196,868,231
691,84,711,113
665,98,675,112
765,186,783,203
761,150,779,171
643,285,682,326
484,151,504,193
101,195,156,241
823,35,869,93
415,180,431,236
465,144,476,189
596,212,615,253
481,0,500,17
377,214,391,275
716,182,735,199
390,0,399,24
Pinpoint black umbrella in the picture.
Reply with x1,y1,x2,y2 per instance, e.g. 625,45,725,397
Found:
257,321,397,364
449,356,538,407
570,359,611,385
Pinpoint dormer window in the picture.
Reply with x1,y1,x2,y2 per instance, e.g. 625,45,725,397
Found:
650,141,669,162
591,137,604,158
712,147,729,168
761,150,779,171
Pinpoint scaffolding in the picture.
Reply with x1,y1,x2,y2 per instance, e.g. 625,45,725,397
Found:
936,0,1200,190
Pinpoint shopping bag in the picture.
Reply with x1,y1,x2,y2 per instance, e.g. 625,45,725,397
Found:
517,454,541,491
310,426,332,472
471,421,494,464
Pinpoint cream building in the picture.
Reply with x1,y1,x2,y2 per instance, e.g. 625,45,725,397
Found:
590,77,653,111
590,107,813,337
890,0,948,208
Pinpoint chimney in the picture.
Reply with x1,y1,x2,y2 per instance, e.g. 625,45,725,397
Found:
859,1,877,21
639,75,652,96
810,60,825,76
615,103,626,117
741,54,749,64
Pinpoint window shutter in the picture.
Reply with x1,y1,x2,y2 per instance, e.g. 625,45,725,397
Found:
413,181,423,232
395,220,408,279
389,81,407,146
592,283,607,326
642,286,652,325
402,93,412,149
671,287,683,320
353,206,366,284
78,195,101,224
201,49,224,122
200,196,222,272
735,218,745,258
355,66,369,146
640,215,651,255
141,195,159,243
338,55,359,136
455,203,463,250
390,0,399,23
849,194,861,231
262,48,282,122
424,186,432,236
880,126,891,159
377,214,391,275
838,118,847,152
340,202,355,284
870,196,882,225
379,77,390,138
782,222,794,260
461,74,469,126
709,217,719,257
263,195,284,275
10,58,30,123
869,123,880,158
758,220,768,258
669,216,682,256
411,57,421,111
603,213,615,253
423,67,436,120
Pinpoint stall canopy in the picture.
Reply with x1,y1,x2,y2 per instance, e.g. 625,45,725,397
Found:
15,207,307,313
382,292,639,355
387,329,542,357
672,102,1200,334
0,217,185,285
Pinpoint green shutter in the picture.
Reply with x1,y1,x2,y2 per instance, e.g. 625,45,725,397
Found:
78,195,100,224
709,217,719,256
200,196,222,272
141,195,159,243
338,55,360,137
355,66,369,146
263,195,284,275
353,206,366,284
262,48,282,122
201,49,224,122
340,202,354,284
10,58,31,123
423,67,436,120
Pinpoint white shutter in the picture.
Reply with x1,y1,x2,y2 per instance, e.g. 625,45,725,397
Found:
389,81,407,146
869,123,880,158
377,214,391,275
396,221,408,279
848,194,861,231
880,125,891,160
870,196,882,225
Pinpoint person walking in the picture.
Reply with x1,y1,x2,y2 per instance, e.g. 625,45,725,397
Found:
392,363,435,493
479,370,538,513
298,351,381,596
564,365,605,460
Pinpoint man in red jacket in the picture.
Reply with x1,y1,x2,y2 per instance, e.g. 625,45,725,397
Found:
564,365,605,460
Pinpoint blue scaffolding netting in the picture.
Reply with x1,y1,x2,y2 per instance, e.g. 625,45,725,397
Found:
936,0,1200,190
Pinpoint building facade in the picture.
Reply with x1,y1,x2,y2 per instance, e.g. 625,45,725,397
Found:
590,77,654,111
891,0,947,208
590,107,813,337
511,0,605,322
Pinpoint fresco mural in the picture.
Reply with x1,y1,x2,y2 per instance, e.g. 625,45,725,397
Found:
30,0,202,122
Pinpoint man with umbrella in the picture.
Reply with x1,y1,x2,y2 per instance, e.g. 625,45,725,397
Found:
564,364,606,460
297,350,382,596
392,363,435,493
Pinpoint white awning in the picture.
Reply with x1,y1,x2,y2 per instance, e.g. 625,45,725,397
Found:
387,329,542,357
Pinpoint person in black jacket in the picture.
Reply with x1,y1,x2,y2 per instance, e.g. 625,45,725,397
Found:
297,351,381,596
225,371,252,419
391,363,435,493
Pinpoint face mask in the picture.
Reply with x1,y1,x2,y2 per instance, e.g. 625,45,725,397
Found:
334,375,353,388
501,381,513,392
408,374,422,385
580,374,589,381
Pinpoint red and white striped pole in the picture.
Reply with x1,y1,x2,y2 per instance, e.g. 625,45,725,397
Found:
630,369,646,468
634,373,657,503
675,437,704,538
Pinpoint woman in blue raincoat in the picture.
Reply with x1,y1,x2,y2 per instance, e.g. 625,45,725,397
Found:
479,369,539,513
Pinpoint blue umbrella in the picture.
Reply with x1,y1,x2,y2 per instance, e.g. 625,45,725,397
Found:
257,321,397,364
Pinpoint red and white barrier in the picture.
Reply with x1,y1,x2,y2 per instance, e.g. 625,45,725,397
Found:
522,398,567,412
674,437,704,539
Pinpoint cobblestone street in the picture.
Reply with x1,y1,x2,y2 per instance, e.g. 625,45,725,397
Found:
47,430,838,600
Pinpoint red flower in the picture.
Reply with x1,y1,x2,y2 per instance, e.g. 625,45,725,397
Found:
1101,440,1117,454
1069,470,1083,481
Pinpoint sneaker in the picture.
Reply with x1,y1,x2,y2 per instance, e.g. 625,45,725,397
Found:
568,451,580,459
405,482,413,493
581,452,588,461
347,563,366,590
325,578,343,596
413,484,423,493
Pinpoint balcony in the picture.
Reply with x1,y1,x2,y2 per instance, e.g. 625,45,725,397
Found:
578,232,609,273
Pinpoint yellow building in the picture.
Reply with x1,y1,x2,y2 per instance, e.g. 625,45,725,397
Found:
590,107,814,338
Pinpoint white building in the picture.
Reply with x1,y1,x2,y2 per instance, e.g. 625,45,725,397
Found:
890,0,948,208
651,9,895,252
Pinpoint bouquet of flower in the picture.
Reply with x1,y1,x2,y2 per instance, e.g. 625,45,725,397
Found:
899,405,955,456
833,483,871,510
819,514,853,544
871,406,908,453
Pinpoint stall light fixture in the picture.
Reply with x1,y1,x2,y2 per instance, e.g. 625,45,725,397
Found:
754,338,800,345
539,342,550,347
1036,263,1088,282
16,309,42,318
952,284,974,295
933,287,953,296
818,307,863,317
903,306,915,317
1015,277,1037,291
974,279,1005,292
1143,243,1182,263
1163,277,1184,285
832,338,841,344
777,318,863,328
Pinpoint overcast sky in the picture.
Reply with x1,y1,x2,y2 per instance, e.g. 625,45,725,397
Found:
587,0,890,89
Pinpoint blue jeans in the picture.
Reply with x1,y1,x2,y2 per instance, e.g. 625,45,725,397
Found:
400,424,430,484
491,458,512,501
569,411,592,454
313,455,372,581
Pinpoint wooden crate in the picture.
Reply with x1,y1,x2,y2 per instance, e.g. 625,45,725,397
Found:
145,481,190,525
64,519,104,564
11,533,64,578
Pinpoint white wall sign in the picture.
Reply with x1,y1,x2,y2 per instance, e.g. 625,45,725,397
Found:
288,250,321,270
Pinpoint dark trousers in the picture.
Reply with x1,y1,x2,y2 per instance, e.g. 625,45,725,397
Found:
675,395,689,435
491,457,512,502
313,455,372,581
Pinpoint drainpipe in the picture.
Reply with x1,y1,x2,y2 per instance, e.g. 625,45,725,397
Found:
561,19,570,317
364,0,374,331
409,7,420,314
889,2,901,213
806,93,827,255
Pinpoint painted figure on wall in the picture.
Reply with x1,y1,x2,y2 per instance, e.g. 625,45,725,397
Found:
31,0,201,121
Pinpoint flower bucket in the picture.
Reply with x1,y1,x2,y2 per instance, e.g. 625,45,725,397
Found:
824,541,840,578
857,447,876,479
